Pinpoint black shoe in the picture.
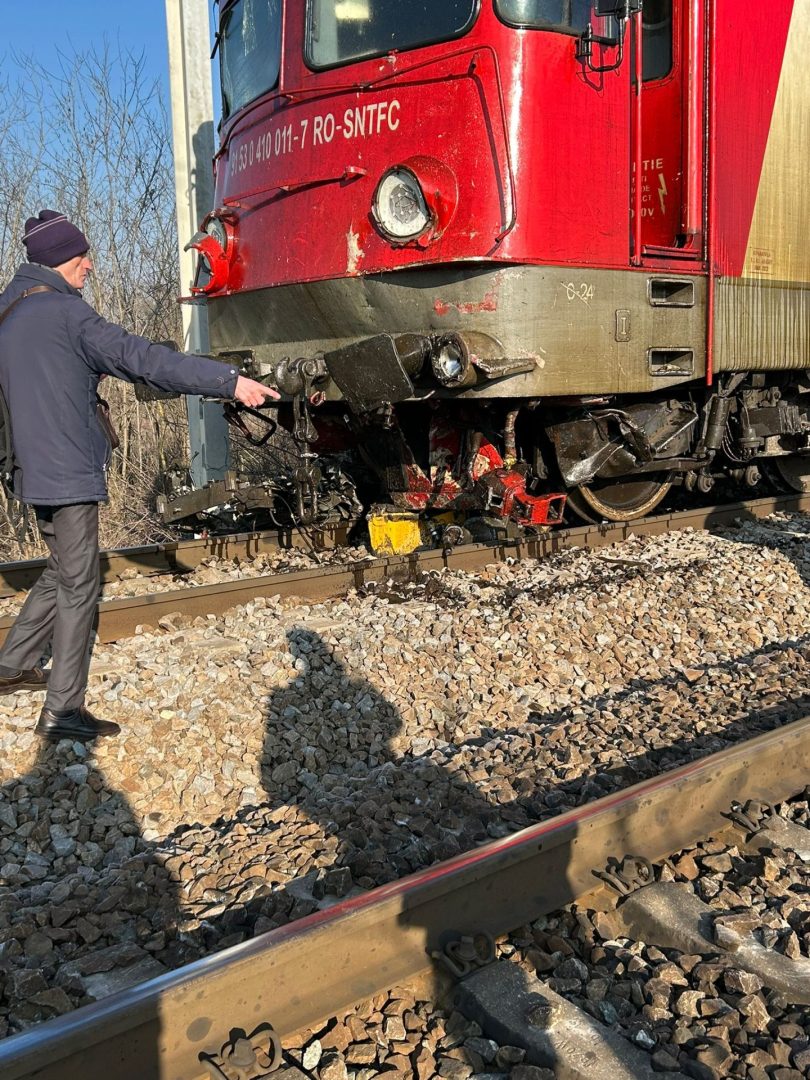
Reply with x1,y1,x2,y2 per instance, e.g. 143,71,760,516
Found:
0,667,48,694
35,706,120,740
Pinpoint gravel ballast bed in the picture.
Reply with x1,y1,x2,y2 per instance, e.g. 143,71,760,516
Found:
1,513,810,1054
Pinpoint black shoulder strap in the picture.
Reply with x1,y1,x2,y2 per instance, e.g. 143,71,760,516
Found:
0,284,56,329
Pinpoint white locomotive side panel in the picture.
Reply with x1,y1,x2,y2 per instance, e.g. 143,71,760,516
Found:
743,0,810,283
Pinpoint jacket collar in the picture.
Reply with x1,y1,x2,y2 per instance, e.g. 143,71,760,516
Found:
12,262,82,297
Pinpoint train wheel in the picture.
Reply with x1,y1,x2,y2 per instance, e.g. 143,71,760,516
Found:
772,456,810,493
566,474,673,523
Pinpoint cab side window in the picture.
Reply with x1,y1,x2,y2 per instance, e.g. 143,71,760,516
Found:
496,0,592,35
643,0,673,81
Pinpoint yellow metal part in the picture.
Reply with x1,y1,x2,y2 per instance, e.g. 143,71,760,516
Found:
367,508,425,556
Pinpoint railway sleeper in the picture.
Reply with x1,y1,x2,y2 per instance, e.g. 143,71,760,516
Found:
413,805,810,1080
608,881,810,1006
591,809,810,1006
456,959,689,1080
729,800,810,864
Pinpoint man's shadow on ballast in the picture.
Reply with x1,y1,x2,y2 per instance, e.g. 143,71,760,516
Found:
249,626,806,1078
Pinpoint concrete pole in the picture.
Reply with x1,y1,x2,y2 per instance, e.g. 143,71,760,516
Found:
165,0,231,488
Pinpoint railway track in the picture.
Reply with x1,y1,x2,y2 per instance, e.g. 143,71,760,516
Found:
0,491,808,647
0,494,808,1078
0,714,808,1079
0,521,354,600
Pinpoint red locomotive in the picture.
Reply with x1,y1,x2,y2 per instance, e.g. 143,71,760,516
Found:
177,0,810,540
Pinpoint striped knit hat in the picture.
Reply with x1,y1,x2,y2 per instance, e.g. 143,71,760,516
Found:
23,210,89,267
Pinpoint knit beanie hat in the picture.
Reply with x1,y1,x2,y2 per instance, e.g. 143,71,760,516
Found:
23,210,89,267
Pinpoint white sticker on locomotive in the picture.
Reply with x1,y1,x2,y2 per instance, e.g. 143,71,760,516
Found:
228,100,402,178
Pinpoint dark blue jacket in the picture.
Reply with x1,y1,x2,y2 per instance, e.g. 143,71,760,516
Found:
0,263,239,506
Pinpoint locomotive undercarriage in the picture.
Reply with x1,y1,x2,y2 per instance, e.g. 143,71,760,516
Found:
160,365,810,541
319,371,810,534
543,373,810,522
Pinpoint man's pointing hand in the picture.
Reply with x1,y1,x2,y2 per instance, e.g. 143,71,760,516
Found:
234,375,282,409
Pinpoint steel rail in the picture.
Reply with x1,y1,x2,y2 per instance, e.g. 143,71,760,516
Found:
0,491,806,647
0,523,352,599
1,714,808,1080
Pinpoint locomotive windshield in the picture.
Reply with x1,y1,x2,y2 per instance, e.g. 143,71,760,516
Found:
306,0,479,69
495,0,592,33
219,0,282,119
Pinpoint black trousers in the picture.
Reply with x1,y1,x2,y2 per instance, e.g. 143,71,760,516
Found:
0,503,99,711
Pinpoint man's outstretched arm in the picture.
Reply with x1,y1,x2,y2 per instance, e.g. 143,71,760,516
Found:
71,301,280,403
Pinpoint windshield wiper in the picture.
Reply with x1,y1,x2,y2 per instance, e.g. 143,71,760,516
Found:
211,0,239,58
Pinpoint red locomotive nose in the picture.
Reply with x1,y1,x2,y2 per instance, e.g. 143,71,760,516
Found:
164,0,810,545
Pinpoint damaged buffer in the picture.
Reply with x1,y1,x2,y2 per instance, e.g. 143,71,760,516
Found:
161,331,566,546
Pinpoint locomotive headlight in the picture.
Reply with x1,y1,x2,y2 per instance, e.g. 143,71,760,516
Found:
433,341,465,383
431,333,478,389
373,167,431,242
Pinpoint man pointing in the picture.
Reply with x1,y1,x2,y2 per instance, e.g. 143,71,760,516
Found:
0,209,278,740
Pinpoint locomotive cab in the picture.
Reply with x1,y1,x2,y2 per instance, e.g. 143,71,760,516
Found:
174,0,810,537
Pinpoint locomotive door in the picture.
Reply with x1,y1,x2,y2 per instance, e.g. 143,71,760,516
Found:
633,0,705,261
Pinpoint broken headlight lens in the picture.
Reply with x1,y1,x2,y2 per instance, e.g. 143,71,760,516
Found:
372,167,431,242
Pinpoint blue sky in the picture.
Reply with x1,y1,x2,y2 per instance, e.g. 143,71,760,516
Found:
2,1,216,105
